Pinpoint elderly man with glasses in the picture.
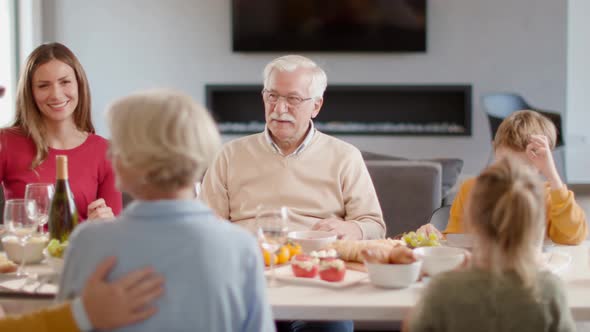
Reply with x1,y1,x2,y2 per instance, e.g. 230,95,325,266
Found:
201,54,384,332
201,55,384,243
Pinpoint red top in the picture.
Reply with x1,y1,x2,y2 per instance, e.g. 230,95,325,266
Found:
0,128,122,220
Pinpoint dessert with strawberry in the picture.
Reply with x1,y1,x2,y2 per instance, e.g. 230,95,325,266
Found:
319,257,346,282
291,254,319,278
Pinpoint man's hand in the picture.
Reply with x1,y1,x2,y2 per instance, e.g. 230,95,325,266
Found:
87,199,114,220
311,218,362,240
82,256,164,330
526,134,563,189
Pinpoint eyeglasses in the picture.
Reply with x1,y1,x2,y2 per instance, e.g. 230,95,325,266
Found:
262,89,313,107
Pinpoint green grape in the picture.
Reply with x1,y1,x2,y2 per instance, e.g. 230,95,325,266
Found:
402,229,442,248
402,234,411,244
47,239,60,256
416,233,426,244
427,239,440,247
46,238,68,258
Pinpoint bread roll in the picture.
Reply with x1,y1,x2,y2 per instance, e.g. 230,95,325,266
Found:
388,246,416,264
0,255,17,274
330,239,406,263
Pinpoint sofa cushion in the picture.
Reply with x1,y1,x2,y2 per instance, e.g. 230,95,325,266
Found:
365,160,442,237
361,151,463,199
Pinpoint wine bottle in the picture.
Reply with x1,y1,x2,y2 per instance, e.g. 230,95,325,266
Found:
48,155,79,242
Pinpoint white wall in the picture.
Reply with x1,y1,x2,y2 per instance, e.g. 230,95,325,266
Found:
566,0,590,183
40,0,567,176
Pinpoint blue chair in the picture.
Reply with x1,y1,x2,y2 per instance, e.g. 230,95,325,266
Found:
481,93,566,180
429,205,451,232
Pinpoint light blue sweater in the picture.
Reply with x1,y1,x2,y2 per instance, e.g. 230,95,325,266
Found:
58,199,275,332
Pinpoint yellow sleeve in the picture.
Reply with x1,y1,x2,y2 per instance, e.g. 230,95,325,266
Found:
0,302,80,332
546,184,588,245
444,178,476,234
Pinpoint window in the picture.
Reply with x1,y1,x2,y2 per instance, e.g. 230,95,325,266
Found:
0,0,17,126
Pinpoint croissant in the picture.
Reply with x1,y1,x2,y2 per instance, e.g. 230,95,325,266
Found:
330,239,406,263
361,246,391,264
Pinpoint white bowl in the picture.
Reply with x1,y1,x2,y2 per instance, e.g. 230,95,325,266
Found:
445,234,473,249
366,260,422,288
43,249,64,274
2,235,48,264
413,246,465,276
287,231,338,253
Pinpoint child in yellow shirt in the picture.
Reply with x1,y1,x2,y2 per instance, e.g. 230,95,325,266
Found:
445,110,587,244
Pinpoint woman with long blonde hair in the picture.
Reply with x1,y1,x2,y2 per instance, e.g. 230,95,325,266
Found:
0,42,121,220
405,157,575,332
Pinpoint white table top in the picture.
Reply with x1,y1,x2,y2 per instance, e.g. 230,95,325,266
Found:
267,242,590,321
1,243,590,322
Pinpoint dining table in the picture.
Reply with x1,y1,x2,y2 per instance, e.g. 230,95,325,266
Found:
1,242,590,326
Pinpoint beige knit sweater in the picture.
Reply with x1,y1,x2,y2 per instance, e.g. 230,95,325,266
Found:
200,132,385,239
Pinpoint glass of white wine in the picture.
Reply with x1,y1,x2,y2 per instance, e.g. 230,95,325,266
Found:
25,183,54,236
256,206,289,287
4,199,38,277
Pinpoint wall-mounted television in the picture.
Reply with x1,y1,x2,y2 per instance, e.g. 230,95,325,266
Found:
232,0,427,52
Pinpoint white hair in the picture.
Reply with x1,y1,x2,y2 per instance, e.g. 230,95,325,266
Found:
263,55,328,98
106,89,221,192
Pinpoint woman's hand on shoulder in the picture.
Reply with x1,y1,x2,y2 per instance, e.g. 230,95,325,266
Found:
82,256,164,329
87,199,114,220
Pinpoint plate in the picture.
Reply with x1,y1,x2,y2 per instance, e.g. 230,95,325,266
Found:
542,251,571,275
0,271,58,295
266,265,368,288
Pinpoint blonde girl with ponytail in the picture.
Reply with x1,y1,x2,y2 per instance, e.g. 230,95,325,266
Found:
404,157,575,332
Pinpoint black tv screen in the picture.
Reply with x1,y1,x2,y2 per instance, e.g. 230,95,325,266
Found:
232,0,427,52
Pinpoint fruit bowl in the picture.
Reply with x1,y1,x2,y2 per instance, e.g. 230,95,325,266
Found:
366,260,422,288
287,231,337,253
2,235,48,264
413,246,465,276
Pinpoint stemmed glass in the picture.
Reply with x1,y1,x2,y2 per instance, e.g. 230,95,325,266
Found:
4,199,38,277
25,183,54,236
257,206,289,287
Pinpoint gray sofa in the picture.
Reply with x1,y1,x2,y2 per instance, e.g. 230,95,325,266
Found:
365,160,443,238
361,151,463,238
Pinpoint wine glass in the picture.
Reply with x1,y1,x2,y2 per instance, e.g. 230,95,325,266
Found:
257,206,289,287
25,183,54,236
4,199,38,277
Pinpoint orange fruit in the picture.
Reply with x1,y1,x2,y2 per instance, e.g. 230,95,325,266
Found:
286,242,302,258
277,246,291,264
263,250,278,266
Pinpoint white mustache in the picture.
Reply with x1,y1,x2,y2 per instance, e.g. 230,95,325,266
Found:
270,114,296,123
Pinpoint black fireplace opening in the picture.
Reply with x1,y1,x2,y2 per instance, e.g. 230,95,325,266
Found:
205,84,472,136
